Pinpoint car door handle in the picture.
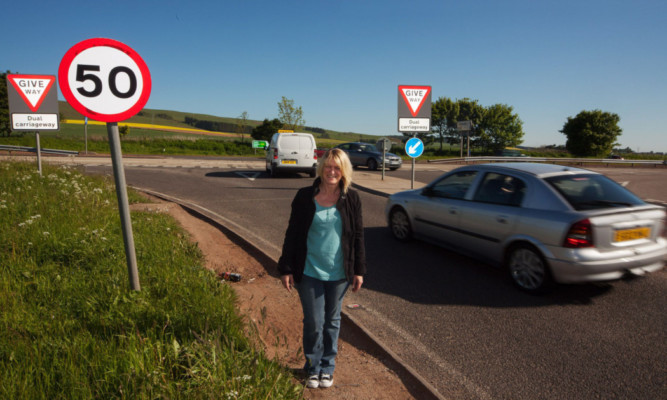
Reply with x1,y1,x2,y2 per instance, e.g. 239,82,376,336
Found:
496,215,508,224
449,207,458,215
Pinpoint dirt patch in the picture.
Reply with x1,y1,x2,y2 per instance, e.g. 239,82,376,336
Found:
131,195,426,399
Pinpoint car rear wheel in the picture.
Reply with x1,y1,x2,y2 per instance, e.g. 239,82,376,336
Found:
367,158,378,171
506,244,552,293
389,208,412,242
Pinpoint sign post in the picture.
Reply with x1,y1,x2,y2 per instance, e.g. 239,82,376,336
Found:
6,74,60,176
405,137,424,189
398,85,431,188
376,138,391,180
457,120,472,158
59,38,152,291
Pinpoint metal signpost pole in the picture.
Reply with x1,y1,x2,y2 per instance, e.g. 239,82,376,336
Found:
107,122,140,291
382,146,386,181
411,134,416,189
35,132,42,176
59,38,152,292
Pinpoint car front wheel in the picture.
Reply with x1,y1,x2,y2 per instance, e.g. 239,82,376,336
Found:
389,208,412,242
506,244,552,293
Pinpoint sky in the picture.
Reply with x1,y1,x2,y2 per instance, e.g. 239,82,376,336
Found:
3,0,666,152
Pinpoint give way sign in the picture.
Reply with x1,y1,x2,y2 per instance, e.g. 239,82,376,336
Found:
397,85,431,132
58,38,151,122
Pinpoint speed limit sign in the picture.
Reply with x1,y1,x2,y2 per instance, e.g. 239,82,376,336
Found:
58,38,151,122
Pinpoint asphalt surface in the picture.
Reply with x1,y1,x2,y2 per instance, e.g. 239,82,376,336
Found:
4,154,666,400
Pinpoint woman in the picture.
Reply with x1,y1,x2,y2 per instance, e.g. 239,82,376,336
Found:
278,148,366,389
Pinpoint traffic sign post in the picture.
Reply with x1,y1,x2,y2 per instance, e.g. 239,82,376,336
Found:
405,137,424,189
252,140,268,155
376,138,391,180
397,85,431,133
60,38,152,291
398,85,431,188
457,120,472,157
6,74,60,176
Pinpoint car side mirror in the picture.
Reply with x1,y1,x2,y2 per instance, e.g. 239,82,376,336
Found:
422,187,434,197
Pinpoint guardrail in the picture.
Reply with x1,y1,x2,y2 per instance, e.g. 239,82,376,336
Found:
0,145,79,156
427,156,666,167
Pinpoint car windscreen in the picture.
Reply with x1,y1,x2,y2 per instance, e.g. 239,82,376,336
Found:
360,144,378,152
545,174,644,210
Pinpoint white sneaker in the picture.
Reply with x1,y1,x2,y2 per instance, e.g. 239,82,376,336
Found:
305,374,320,389
319,373,334,388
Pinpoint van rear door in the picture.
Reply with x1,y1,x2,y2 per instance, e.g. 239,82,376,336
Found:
278,134,314,166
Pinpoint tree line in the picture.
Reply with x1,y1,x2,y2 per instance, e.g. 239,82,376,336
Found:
184,116,252,134
0,71,625,157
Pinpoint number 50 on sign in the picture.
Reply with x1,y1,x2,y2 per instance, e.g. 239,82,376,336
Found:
58,38,151,122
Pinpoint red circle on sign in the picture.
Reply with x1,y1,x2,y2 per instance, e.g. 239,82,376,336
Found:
58,38,151,122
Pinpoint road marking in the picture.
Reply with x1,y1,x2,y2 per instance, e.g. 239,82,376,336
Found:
620,181,629,187
235,171,261,181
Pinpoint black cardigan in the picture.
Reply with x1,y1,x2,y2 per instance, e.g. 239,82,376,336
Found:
278,178,366,283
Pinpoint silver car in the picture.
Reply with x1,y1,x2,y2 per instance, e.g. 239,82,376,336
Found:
385,163,666,293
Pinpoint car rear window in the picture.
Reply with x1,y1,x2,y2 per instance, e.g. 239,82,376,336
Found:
279,135,313,150
545,174,644,210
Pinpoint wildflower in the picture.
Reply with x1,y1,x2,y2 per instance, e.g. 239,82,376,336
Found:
43,232,50,236
18,223,25,227
226,391,238,400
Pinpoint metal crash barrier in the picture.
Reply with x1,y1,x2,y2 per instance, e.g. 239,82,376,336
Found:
0,144,79,156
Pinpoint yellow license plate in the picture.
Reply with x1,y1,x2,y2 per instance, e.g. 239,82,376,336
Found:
614,227,650,242
281,160,296,165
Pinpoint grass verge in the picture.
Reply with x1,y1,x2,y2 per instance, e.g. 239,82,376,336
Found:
0,161,302,399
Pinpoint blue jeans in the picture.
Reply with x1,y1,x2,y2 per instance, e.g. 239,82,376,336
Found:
296,275,349,376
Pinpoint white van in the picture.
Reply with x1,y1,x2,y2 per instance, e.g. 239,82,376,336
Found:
265,132,318,177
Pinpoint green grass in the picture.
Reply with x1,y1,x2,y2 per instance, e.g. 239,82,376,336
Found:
0,161,303,399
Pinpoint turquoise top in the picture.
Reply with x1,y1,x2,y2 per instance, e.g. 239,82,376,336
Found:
303,199,345,281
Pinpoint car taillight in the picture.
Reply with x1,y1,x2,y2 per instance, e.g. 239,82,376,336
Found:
564,218,594,248
273,148,278,160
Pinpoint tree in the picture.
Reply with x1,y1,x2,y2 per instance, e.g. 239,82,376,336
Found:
477,104,524,154
251,118,282,141
236,111,249,143
0,71,13,137
561,110,622,157
431,97,459,151
277,96,305,131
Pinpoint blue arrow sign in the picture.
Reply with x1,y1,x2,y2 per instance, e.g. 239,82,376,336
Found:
405,137,424,158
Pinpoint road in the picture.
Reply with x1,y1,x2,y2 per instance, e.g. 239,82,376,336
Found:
82,161,666,400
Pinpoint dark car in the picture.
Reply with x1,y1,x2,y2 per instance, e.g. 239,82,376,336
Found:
335,142,402,171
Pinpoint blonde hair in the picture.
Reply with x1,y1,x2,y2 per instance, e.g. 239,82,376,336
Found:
317,148,354,194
